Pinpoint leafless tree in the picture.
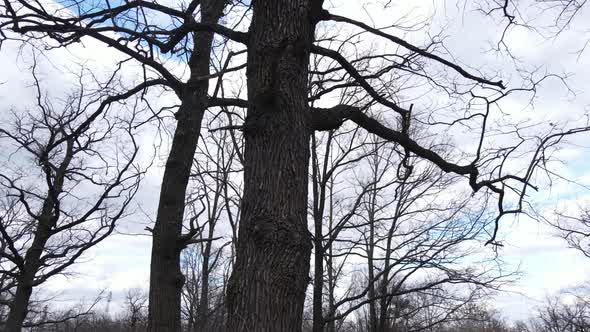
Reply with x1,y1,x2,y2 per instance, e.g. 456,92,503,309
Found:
533,286,590,332
310,117,373,332
0,1,246,330
476,0,590,54
24,290,108,332
179,107,242,332
0,63,146,331
445,302,514,332
311,134,514,331
123,288,148,332
548,208,590,259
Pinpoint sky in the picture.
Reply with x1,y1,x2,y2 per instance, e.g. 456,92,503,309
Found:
1,0,590,324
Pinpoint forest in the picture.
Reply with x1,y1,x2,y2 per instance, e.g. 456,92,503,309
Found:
1,0,590,331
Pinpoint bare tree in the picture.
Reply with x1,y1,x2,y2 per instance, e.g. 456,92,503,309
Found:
446,302,514,332
310,120,372,332
179,106,242,332
123,288,148,332
144,2,234,330
0,1,245,330
532,286,590,332
548,208,590,259
24,290,108,332
0,63,146,331
480,0,590,53
312,134,513,331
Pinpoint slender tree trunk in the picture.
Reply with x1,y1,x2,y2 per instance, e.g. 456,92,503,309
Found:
226,1,324,330
5,143,72,332
147,1,225,331
367,152,379,332
378,251,391,332
367,215,377,332
196,236,212,330
379,180,405,332
326,264,336,332
312,232,324,332
326,182,337,332
311,133,329,332
4,224,50,332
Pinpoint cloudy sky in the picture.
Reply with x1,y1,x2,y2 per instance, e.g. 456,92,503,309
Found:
1,0,590,323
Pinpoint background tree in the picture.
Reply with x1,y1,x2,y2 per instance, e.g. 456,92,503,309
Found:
445,302,514,332
524,284,590,332
123,288,148,332
179,113,242,331
547,208,590,259
0,63,146,331
309,130,514,331
310,117,371,332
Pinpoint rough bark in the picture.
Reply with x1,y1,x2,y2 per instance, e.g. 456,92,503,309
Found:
147,1,225,331
225,0,323,330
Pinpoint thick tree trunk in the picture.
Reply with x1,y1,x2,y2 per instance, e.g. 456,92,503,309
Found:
147,1,225,331
5,283,31,332
148,96,201,332
226,1,323,330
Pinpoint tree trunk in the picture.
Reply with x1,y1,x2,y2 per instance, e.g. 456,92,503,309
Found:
226,1,323,330
378,225,395,332
4,284,30,332
379,179,405,332
311,133,328,332
326,257,336,332
4,228,49,332
367,152,379,332
147,1,225,331
312,234,324,332
5,144,72,332
326,182,337,332
367,214,377,332
196,236,212,330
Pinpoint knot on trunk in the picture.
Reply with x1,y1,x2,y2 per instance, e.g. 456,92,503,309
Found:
250,213,312,252
310,109,344,131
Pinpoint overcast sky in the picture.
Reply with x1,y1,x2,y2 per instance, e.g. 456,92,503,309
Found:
1,0,590,323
